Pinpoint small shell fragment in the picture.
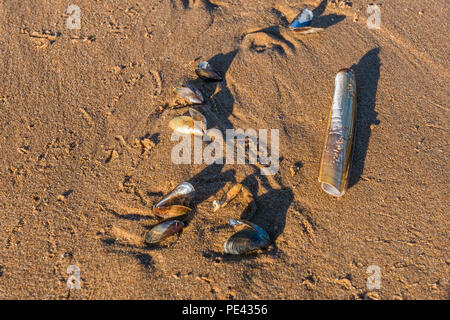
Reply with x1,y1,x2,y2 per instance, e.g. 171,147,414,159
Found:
318,68,357,197
213,184,242,212
195,61,222,81
173,86,204,105
289,9,324,34
224,219,271,255
188,108,207,134
289,9,313,29
144,220,184,244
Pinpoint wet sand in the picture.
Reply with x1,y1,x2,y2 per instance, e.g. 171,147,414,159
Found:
0,0,448,299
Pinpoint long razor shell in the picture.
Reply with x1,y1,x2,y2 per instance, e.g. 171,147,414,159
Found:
144,220,184,244
195,61,222,81
318,68,357,197
153,205,192,219
224,219,271,255
154,182,195,208
169,116,204,136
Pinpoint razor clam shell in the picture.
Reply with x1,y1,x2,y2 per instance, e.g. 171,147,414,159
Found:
318,68,357,197
173,86,204,105
289,9,313,29
154,182,195,208
195,61,222,81
224,228,270,255
169,116,204,136
144,220,184,244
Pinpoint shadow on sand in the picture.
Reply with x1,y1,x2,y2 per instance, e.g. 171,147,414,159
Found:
349,47,381,188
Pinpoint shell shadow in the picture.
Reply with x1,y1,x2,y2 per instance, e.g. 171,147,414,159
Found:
313,13,346,29
187,161,236,205
240,170,293,241
312,0,328,17
245,26,296,56
106,248,155,270
348,47,381,188
312,0,346,29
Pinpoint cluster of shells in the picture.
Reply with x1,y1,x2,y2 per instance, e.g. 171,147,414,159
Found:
124,8,331,255
144,181,270,255
168,61,221,137
144,61,270,255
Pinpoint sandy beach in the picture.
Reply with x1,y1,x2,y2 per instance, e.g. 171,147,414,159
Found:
0,0,448,299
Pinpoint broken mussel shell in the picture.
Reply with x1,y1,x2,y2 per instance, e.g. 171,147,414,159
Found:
318,68,357,197
144,220,184,244
195,61,222,81
153,182,195,219
289,9,323,34
169,113,206,136
213,183,257,219
213,183,243,212
173,86,204,105
224,219,271,255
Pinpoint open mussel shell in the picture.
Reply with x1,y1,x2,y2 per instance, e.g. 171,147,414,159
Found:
228,219,270,242
144,220,184,244
224,219,271,255
169,116,204,136
318,68,357,197
195,61,222,81
289,8,313,29
173,86,204,105
153,205,192,219
154,182,196,209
